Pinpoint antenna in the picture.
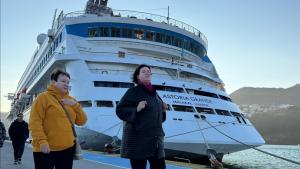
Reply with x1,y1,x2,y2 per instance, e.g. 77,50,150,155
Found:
167,6,170,24
51,9,58,29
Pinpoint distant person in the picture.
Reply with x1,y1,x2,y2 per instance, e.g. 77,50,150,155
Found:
116,64,168,169
29,69,87,169
8,113,29,165
0,120,6,148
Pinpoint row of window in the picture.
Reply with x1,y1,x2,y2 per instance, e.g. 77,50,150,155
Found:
87,27,206,57
93,81,232,102
78,100,246,123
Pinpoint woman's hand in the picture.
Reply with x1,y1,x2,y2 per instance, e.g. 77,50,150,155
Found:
163,102,168,112
61,98,77,106
137,100,147,112
40,144,50,154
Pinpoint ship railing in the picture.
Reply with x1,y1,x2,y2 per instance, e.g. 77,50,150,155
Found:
89,68,170,79
80,49,215,78
63,9,208,47
89,68,219,89
84,50,218,80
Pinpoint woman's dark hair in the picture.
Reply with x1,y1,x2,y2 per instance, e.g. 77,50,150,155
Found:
132,64,151,84
50,69,70,81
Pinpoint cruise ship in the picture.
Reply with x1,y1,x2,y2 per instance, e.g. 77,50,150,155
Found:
6,0,265,162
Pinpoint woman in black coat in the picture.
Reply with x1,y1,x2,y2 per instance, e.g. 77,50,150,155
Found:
116,64,167,169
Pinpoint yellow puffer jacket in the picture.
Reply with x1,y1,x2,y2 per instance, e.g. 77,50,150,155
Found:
29,84,87,152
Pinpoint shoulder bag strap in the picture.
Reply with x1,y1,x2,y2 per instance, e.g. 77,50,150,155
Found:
51,94,77,138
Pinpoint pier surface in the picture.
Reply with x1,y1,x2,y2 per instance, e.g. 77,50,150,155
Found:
0,141,211,169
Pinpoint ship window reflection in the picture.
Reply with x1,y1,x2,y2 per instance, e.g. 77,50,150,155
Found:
230,112,242,117
155,32,164,43
119,82,134,88
78,101,92,107
184,41,191,51
165,35,174,45
134,29,144,39
174,38,183,48
231,111,247,124
100,27,110,37
96,100,114,107
219,95,232,102
154,85,184,93
145,31,154,41
59,33,62,42
122,28,133,38
186,89,194,94
111,27,121,37
196,107,214,114
192,89,218,98
88,28,98,37
173,105,195,112
94,81,134,88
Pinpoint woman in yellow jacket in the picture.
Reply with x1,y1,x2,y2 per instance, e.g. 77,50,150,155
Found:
29,69,87,169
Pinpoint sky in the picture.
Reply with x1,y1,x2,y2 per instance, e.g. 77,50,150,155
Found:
1,0,300,113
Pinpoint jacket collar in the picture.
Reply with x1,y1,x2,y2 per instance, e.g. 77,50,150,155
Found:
47,84,68,98
137,84,156,95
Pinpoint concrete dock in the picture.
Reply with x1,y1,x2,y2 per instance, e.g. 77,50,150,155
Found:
0,141,210,169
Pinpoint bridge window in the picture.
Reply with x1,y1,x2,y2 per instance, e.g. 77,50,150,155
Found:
184,40,191,51
122,28,133,38
231,111,247,124
86,25,207,58
88,27,98,37
165,35,174,45
59,32,62,42
174,38,183,48
79,100,92,107
156,32,165,43
230,111,242,117
134,29,144,39
154,85,184,93
173,105,195,112
219,95,232,102
215,109,232,116
96,100,114,107
111,27,121,37
189,89,218,98
94,81,134,88
145,31,154,41
196,107,215,114
100,27,110,37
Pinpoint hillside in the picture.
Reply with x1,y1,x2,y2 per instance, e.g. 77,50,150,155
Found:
230,84,300,145
230,84,300,105
250,106,300,145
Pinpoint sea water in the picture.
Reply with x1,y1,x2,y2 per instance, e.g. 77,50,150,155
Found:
223,145,300,169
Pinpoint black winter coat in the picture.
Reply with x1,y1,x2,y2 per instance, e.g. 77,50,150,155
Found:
116,84,166,159
8,120,29,143
0,121,6,147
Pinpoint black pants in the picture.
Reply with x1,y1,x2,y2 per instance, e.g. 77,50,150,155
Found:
33,145,75,169
130,157,166,169
12,141,25,161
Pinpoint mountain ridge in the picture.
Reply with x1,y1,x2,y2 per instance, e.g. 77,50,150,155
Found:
230,84,300,145
230,84,300,105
